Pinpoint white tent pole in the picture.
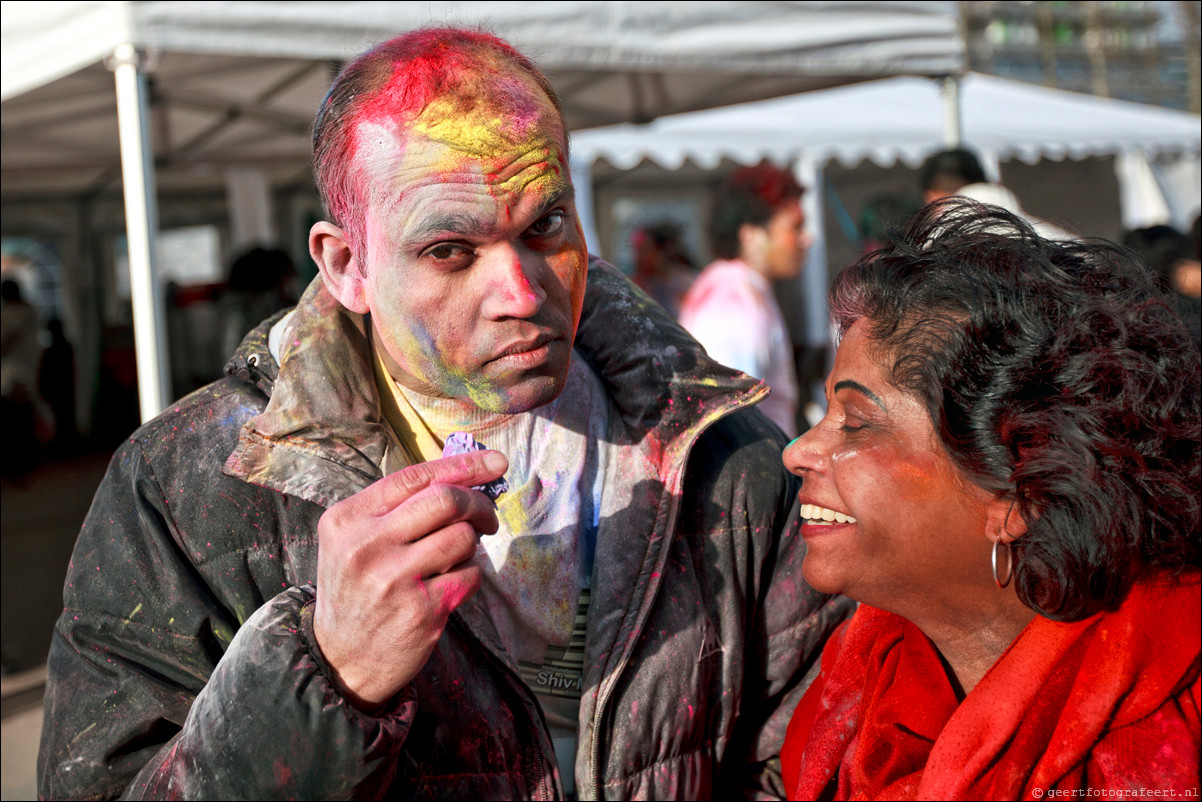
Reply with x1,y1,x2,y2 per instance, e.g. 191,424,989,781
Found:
1115,149,1172,230
111,42,170,422
794,154,827,350
978,148,1002,184
940,75,962,148
795,154,830,421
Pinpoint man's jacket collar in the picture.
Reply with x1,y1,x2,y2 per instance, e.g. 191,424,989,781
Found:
224,257,768,507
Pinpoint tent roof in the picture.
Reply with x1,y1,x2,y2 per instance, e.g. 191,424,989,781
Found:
571,72,1202,170
1,0,964,199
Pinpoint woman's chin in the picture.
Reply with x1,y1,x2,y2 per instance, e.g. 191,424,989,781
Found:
801,555,851,598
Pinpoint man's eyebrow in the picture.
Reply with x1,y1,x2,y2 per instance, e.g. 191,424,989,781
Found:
406,182,575,241
543,183,575,211
526,182,575,223
834,380,887,411
410,213,479,240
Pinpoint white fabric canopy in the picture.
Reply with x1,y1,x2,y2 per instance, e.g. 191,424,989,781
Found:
2,0,965,196
3,1,965,107
572,71,1202,171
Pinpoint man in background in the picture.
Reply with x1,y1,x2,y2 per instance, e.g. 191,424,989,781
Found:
1,279,42,481
919,147,1073,240
679,164,810,437
1123,222,1201,346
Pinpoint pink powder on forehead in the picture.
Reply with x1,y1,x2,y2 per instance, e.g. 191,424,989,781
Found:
355,50,552,149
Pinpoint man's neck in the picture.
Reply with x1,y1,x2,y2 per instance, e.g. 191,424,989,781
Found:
736,252,772,279
398,383,515,442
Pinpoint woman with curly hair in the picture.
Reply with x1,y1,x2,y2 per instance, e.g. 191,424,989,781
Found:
781,199,1200,800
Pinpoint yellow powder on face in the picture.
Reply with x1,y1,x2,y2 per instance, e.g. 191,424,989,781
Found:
412,92,562,163
414,98,514,158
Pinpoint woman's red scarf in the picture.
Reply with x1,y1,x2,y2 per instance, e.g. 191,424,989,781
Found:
783,572,1201,800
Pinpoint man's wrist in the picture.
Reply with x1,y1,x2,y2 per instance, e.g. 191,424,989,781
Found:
300,593,397,715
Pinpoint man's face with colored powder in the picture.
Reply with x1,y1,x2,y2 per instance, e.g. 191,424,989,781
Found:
344,78,588,413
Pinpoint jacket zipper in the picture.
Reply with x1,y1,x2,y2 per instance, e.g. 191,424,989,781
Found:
588,389,765,799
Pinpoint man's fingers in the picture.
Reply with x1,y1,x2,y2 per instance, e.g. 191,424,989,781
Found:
355,450,508,518
377,483,500,545
401,521,482,582
422,562,484,616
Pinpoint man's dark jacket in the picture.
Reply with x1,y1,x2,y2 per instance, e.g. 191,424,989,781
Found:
37,259,851,800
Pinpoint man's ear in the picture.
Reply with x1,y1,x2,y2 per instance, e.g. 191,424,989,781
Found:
310,221,369,314
985,496,1029,545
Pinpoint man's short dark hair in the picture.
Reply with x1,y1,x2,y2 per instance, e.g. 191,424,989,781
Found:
1122,224,1193,290
710,163,804,260
312,27,566,259
918,148,988,194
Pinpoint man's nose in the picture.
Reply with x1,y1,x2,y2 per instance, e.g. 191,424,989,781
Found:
483,244,546,319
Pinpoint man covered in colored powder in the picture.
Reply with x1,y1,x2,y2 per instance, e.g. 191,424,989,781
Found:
38,28,851,800
678,164,811,438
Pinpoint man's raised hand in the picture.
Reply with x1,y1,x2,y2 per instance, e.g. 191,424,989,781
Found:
313,449,507,709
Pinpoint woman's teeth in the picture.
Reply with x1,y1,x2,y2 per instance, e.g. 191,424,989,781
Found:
801,503,856,524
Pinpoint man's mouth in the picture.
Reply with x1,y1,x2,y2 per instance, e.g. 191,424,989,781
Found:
801,503,856,524
487,331,559,366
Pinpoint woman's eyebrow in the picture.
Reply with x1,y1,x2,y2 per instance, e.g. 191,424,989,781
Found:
834,380,887,411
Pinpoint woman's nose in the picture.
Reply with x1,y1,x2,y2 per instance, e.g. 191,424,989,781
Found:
782,425,828,477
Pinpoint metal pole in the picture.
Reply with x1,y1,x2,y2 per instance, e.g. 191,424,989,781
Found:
795,154,830,423
941,75,962,148
111,42,170,422
794,155,828,351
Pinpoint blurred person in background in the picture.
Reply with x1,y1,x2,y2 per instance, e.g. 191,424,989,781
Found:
858,191,921,255
1,279,42,481
629,221,696,318
1123,222,1201,346
219,246,300,359
920,147,1073,241
37,27,850,801
38,318,77,455
679,163,811,437
781,199,1199,800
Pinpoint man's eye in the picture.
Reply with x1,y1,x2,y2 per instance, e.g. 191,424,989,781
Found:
426,243,471,261
528,211,565,237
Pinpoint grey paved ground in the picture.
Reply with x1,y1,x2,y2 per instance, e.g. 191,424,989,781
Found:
2,452,110,801
2,665,45,801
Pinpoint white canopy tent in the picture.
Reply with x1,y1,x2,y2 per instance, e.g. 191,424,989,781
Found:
1,0,965,421
572,72,1202,347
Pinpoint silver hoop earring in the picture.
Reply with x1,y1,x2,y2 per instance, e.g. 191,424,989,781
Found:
992,539,1014,589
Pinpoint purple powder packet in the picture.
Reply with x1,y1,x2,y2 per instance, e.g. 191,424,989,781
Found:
442,431,509,502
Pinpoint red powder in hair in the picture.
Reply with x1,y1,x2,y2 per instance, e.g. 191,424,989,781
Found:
315,28,566,255
729,164,804,208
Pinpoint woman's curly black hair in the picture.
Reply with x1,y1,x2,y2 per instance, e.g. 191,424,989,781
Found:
831,198,1201,622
